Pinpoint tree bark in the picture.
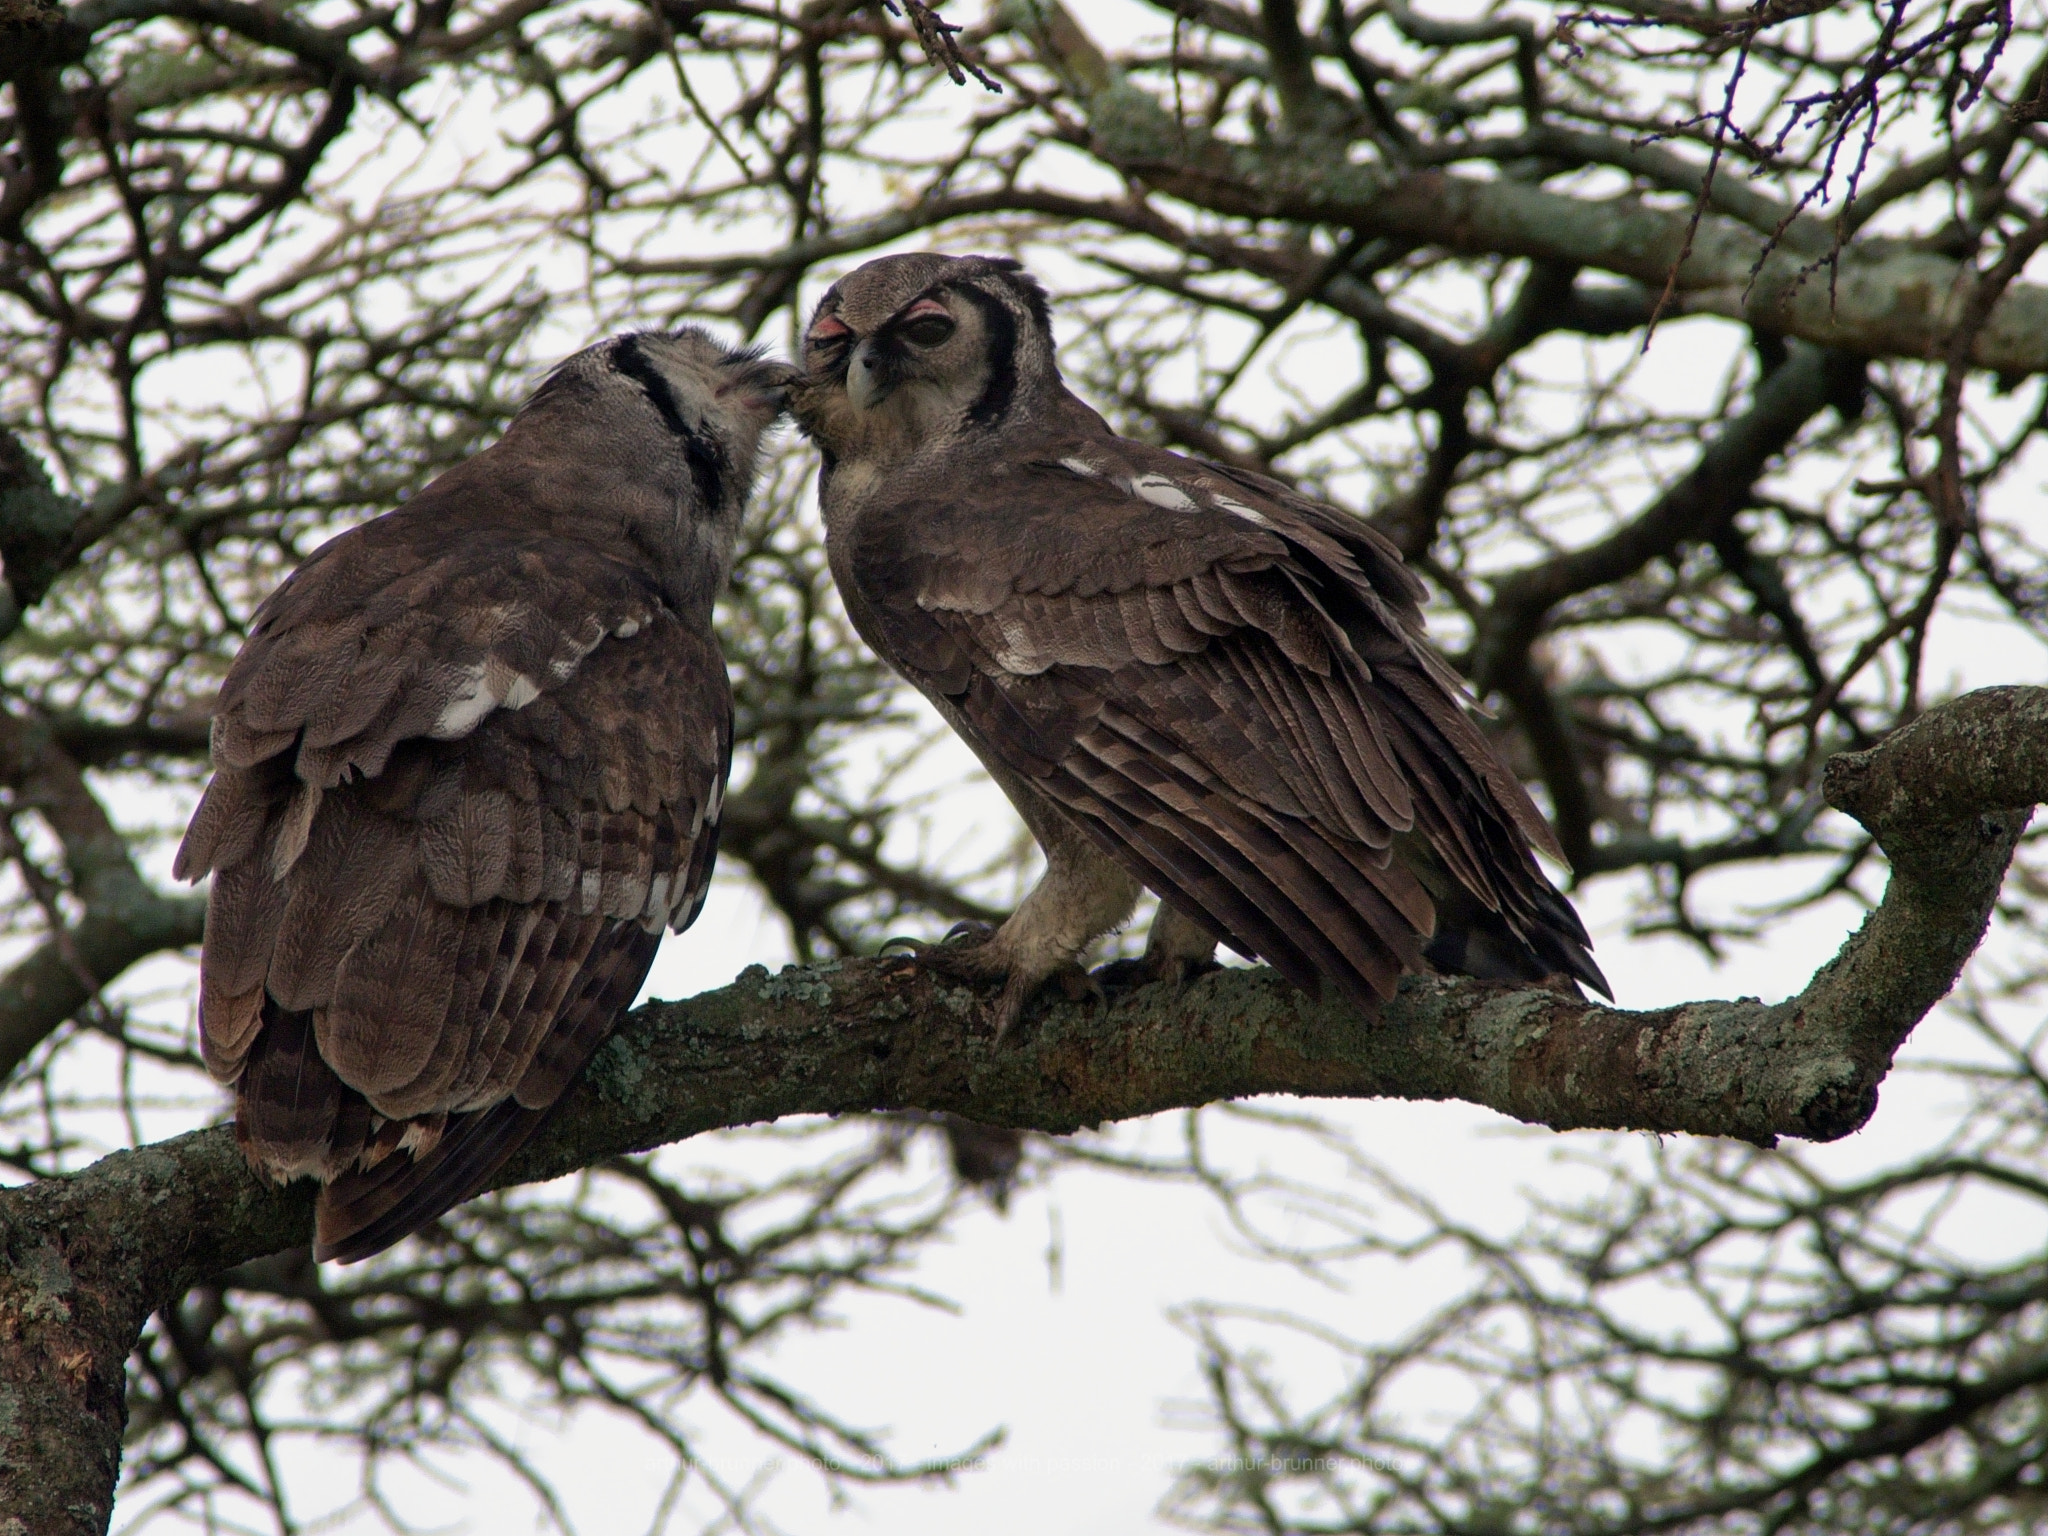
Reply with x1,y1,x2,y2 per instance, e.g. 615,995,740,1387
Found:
0,422,86,643
1,685,2043,1534
1012,1,2048,374
0,705,210,1082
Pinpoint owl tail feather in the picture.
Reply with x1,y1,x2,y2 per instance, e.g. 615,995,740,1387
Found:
1422,882,1613,1002
307,921,663,1264
315,1097,550,1264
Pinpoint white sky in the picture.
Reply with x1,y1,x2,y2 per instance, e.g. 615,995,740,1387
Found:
69,0,2048,1529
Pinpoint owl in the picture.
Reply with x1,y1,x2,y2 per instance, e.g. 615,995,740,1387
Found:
790,252,1607,1035
175,330,791,1261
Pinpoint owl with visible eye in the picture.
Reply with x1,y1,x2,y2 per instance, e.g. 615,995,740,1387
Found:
789,252,1608,1036
177,331,791,1260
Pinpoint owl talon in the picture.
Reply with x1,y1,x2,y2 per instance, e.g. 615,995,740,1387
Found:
983,962,1101,1041
989,979,1032,1042
880,920,998,966
879,933,1099,1041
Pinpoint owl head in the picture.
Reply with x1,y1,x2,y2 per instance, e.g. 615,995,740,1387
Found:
522,329,794,521
790,253,1061,464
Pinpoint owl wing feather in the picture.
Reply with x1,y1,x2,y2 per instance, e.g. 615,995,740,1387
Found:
851,440,1607,1012
182,512,732,1262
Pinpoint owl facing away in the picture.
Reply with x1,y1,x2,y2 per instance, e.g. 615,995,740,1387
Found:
177,330,790,1261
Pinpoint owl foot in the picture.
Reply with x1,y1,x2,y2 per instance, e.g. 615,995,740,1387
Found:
880,922,1101,1040
881,919,1001,971
980,960,1102,1041
878,920,988,975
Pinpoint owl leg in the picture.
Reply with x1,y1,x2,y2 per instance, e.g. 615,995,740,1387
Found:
913,828,1142,1039
1138,902,1223,989
1093,901,1223,998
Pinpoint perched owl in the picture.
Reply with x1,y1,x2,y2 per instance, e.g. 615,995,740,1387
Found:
791,252,1608,1035
176,330,790,1262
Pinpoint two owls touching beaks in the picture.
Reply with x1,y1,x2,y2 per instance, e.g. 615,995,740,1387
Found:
183,252,1607,1262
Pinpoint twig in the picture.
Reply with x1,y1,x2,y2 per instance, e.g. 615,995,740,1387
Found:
878,1,1001,92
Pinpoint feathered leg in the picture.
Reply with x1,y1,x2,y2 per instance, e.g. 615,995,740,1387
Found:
911,820,1141,1038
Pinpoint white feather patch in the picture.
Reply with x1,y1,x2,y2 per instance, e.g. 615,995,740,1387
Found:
993,614,1049,673
679,880,709,927
579,868,602,913
430,660,547,738
430,665,498,738
1213,494,1275,528
545,619,610,683
614,616,642,639
1060,456,1105,479
615,868,651,920
1129,473,1198,510
397,1118,445,1157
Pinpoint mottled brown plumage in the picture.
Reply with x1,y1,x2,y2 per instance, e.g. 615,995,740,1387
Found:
791,253,1606,1033
176,330,789,1261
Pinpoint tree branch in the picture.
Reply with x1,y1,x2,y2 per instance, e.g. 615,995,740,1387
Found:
44,711,214,768
1257,0,1318,128
0,422,87,643
0,706,209,1080
1017,2,2048,373
2,685,2044,1532
1469,340,1864,867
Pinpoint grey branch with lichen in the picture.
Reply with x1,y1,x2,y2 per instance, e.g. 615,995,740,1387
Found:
2,684,2044,1534
1010,0,2048,375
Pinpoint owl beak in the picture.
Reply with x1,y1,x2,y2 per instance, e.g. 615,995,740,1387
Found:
845,338,895,412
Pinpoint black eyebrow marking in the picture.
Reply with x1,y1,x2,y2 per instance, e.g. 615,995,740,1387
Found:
613,334,691,435
614,334,729,511
951,284,1018,429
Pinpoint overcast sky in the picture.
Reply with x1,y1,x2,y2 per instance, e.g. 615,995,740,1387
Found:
71,0,2048,1526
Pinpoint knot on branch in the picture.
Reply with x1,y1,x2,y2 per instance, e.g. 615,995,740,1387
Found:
1792,1067,1881,1143
1823,684,2048,843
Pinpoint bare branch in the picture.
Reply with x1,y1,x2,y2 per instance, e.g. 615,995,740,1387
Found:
1021,2,2048,372
4,687,2043,1534
0,707,207,1080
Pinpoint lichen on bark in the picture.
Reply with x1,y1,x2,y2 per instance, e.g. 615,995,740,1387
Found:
1,685,2044,1533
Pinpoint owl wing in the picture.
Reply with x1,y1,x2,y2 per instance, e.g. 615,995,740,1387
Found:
850,440,1606,1012
178,512,731,1262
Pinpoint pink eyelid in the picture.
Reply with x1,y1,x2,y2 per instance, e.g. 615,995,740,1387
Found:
808,315,851,341
901,298,950,321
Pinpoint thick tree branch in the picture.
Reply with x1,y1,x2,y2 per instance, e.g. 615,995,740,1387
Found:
2,686,2044,1533
44,710,214,768
1257,0,1318,129
0,896,206,1075
0,706,208,1080
0,448,209,1084
57,0,415,91
0,422,87,642
1015,3,2048,374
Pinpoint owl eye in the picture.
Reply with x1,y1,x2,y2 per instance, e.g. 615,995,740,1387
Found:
898,313,956,348
806,314,852,352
